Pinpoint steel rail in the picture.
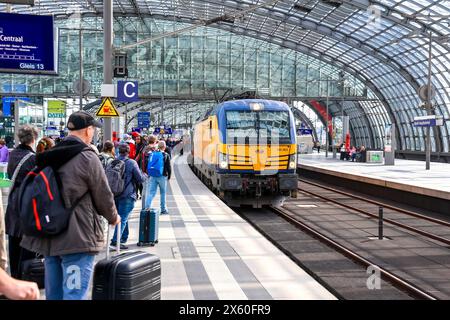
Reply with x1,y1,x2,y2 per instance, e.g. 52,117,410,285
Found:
297,186,450,246
270,206,438,300
298,178,450,228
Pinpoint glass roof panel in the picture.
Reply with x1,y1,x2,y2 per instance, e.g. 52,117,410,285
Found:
0,0,448,152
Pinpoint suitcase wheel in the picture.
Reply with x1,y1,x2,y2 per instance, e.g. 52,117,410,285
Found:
137,242,154,247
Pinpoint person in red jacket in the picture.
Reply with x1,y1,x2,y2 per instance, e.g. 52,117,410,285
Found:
123,134,136,159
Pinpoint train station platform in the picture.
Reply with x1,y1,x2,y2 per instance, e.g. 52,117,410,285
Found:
94,154,336,300
297,153,450,214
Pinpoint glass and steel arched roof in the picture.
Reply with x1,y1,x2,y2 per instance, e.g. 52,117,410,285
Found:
0,0,449,153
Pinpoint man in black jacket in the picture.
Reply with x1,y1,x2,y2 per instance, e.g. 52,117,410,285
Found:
5,125,39,279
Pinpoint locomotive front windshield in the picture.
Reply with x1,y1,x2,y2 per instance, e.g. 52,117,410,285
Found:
226,111,291,144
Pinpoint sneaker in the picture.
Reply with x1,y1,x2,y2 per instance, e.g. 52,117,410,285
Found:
109,242,117,250
120,244,129,250
160,210,169,215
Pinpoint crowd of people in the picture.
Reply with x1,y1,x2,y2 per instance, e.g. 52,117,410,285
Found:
339,144,367,162
0,111,184,300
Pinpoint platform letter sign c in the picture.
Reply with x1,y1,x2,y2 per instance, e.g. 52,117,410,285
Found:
367,265,381,290
124,82,136,98
117,81,139,103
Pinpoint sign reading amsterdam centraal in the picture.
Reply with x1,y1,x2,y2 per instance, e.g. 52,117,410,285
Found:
0,12,58,75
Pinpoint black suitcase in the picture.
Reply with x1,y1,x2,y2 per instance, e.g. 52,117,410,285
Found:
138,183,159,247
21,256,45,289
137,209,159,247
92,224,161,300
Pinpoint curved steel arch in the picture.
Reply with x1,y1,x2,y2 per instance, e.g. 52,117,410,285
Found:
138,11,422,97
290,107,319,143
213,22,406,150
5,1,448,151
109,13,407,150
144,2,425,90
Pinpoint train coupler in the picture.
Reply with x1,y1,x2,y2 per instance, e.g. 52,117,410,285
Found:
255,182,262,197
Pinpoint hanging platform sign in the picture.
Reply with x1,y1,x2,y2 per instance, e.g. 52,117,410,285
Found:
413,115,444,127
96,97,119,117
137,112,151,129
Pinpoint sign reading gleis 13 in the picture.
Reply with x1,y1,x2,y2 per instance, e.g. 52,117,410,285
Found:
0,12,58,75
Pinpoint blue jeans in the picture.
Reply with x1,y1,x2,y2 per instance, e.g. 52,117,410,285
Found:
121,222,129,244
44,253,95,300
112,197,136,244
145,176,168,212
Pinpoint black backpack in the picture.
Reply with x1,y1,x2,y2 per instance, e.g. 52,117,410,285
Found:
18,165,88,238
105,159,127,197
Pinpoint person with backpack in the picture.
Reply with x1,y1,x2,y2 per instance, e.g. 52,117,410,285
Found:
99,140,115,169
140,135,158,174
144,140,172,215
110,143,145,250
20,111,120,300
98,140,116,238
5,125,39,279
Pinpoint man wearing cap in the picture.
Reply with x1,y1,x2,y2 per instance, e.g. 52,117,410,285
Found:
21,111,120,300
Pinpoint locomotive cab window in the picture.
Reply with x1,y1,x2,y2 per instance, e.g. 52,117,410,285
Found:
226,111,291,145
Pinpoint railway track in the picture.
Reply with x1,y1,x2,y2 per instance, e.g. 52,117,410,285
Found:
298,178,450,246
268,206,437,300
192,163,449,299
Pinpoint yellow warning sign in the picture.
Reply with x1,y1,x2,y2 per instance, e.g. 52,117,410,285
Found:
96,97,119,117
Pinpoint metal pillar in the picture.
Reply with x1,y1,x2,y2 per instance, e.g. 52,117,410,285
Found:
79,29,83,111
325,79,329,158
161,96,165,126
384,123,396,166
426,32,433,170
103,0,113,143
114,117,120,138
124,104,128,134
14,100,19,148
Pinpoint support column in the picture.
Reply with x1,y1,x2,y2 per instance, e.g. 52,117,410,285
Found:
103,0,113,143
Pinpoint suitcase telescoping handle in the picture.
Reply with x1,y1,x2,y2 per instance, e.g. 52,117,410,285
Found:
142,177,147,210
106,221,121,260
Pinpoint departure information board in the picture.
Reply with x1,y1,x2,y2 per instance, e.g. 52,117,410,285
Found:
0,12,58,75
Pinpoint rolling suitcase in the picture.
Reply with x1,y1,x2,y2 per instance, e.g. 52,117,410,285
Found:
137,209,159,247
138,182,159,247
92,223,161,300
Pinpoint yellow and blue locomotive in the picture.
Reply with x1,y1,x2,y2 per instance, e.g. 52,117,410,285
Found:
188,99,298,207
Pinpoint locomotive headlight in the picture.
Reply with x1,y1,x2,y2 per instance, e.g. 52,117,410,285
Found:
289,154,297,170
219,153,229,169
249,102,264,111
